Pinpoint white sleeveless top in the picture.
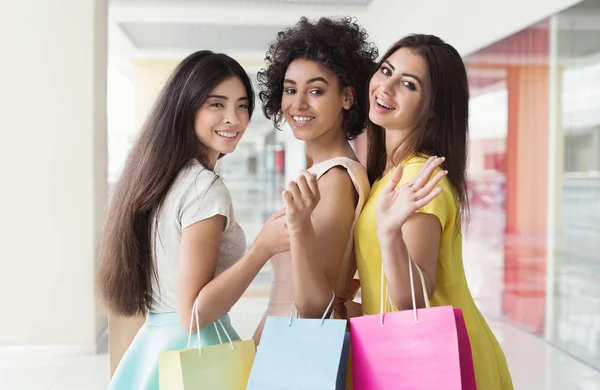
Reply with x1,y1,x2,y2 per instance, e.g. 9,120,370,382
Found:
266,157,370,319
149,160,246,313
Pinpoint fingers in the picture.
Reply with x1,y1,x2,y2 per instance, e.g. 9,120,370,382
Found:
282,189,293,206
287,180,301,202
383,156,444,195
269,207,286,220
412,156,445,189
415,187,444,209
298,171,319,200
286,171,319,208
296,173,311,199
414,169,447,200
382,165,404,195
408,156,436,186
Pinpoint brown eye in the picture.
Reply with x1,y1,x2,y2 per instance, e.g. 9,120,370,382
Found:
403,81,416,91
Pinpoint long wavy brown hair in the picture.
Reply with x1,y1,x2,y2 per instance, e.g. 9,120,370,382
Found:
367,34,470,223
96,51,255,316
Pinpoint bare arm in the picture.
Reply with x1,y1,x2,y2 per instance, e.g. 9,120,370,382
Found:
177,209,288,331
378,214,440,310
283,168,357,318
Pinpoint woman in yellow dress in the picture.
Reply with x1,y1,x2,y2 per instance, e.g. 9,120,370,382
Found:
353,34,514,389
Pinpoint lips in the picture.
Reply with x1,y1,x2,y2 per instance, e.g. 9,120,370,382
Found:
375,95,396,110
289,114,315,128
215,130,239,141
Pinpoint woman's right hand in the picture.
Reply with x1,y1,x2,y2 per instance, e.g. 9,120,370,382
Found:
375,156,447,236
254,208,290,258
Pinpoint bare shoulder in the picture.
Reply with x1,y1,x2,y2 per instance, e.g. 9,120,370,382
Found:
312,166,357,236
317,166,355,194
316,166,357,212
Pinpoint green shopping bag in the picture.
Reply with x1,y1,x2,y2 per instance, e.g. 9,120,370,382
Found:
159,303,256,389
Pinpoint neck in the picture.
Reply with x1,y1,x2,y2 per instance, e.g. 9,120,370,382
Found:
305,125,355,167
384,127,411,173
206,152,219,171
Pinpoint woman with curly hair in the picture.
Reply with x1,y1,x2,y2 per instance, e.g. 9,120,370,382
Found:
253,16,378,344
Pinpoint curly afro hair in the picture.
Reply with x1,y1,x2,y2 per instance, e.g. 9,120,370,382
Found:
258,16,379,140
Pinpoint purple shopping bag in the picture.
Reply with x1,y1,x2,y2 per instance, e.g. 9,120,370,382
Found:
349,258,477,390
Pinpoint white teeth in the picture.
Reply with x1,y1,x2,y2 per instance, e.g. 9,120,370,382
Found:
376,98,395,110
216,131,237,138
293,116,315,124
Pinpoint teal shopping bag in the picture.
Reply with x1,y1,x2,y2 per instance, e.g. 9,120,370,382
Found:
247,294,350,390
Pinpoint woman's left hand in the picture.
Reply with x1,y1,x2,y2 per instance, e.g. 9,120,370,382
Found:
376,156,447,235
282,171,320,229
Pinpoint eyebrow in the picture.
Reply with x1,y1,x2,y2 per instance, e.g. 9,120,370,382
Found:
283,77,329,85
384,60,423,86
207,95,249,101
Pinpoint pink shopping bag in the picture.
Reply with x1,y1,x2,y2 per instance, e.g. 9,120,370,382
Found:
349,258,477,390
454,308,477,389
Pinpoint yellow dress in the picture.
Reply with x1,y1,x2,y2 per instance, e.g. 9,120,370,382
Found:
354,155,514,390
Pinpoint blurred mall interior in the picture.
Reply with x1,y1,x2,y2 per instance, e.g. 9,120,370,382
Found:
1,0,600,388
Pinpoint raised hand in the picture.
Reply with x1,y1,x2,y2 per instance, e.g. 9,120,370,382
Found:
255,208,290,258
282,170,320,229
376,156,447,235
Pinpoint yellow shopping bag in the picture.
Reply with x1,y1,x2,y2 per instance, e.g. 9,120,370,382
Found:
159,303,256,389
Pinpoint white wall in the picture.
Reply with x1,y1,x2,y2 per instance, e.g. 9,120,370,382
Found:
365,0,582,56
0,0,108,352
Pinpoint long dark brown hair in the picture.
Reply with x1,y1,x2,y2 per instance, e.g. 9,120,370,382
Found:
367,34,470,222
96,51,255,316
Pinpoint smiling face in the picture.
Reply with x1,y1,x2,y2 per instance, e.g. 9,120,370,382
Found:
369,47,428,133
194,76,251,163
281,59,353,141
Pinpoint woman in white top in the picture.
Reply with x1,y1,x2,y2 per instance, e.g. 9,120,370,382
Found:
96,51,289,390
252,17,378,346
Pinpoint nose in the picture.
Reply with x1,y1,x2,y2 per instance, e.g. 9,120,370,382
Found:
292,93,309,111
379,77,395,97
224,107,241,125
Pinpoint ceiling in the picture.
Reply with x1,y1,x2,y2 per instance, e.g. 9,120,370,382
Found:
120,23,288,52
109,0,372,70
110,0,600,69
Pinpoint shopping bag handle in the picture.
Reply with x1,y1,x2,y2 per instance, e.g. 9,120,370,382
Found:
380,255,431,326
186,301,236,356
288,290,336,327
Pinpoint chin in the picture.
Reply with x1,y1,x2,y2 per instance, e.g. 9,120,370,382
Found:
222,146,238,155
290,130,314,141
213,144,237,156
368,113,384,128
